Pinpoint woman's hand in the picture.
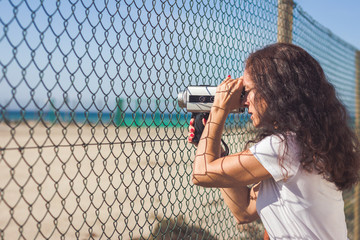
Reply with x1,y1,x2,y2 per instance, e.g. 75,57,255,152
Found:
188,118,196,145
213,76,244,114
188,118,206,146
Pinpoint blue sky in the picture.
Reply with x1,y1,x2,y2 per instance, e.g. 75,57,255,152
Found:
295,0,360,50
1,0,358,115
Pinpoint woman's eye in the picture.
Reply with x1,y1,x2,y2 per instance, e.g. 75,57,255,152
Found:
241,88,246,98
241,89,250,99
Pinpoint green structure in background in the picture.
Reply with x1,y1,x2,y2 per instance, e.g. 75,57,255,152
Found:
48,98,57,123
115,97,125,126
114,97,187,127
155,99,161,126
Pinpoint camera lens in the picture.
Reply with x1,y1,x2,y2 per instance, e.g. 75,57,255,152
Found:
177,92,186,108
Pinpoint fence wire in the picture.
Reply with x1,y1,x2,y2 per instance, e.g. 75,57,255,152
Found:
0,0,358,239
292,6,359,239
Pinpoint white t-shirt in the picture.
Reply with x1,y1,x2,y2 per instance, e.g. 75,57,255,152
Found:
250,134,348,240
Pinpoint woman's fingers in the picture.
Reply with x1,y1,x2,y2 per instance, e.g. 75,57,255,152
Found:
219,75,232,87
188,117,206,144
218,76,243,92
188,126,195,142
188,118,195,143
202,117,207,126
235,76,244,88
214,76,244,111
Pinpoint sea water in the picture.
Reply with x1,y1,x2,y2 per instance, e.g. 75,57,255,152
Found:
0,110,250,127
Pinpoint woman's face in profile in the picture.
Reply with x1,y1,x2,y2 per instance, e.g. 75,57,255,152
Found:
242,70,267,127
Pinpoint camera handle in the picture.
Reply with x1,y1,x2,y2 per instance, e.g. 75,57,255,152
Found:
191,112,229,157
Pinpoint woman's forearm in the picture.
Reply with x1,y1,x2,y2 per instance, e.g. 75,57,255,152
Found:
192,107,228,176
220,184,259,224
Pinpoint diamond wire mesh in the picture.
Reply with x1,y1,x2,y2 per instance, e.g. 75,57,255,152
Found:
292,4,359,240
0,0,358,239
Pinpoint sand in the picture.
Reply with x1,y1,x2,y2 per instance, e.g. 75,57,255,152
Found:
0,121,262,239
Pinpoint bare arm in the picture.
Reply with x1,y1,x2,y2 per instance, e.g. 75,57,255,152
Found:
220,182,261,224
189,119,261,223
191,77,271,223
192,107,271,187
192,108,268,223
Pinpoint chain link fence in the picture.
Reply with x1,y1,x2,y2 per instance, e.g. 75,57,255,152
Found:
0,0,359,239
292,5,360,239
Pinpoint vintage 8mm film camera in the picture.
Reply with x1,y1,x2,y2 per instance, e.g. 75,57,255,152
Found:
177,86,245,148
177,86,245,113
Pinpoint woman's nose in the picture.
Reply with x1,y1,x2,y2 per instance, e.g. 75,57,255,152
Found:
244,96,249,107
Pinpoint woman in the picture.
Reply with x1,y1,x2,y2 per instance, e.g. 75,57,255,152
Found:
188,43,360,239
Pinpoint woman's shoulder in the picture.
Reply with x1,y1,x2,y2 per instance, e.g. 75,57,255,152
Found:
258,132,298,148
250,132,301,182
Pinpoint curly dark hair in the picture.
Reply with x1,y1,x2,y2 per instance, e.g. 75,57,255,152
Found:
245,43,360,190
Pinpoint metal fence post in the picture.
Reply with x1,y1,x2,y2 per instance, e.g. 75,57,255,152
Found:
355,50,360,240
277,0,294,43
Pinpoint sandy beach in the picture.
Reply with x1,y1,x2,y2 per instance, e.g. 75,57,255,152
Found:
0,120,262,239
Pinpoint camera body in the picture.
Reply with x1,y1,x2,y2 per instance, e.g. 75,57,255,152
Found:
177,86,245,113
